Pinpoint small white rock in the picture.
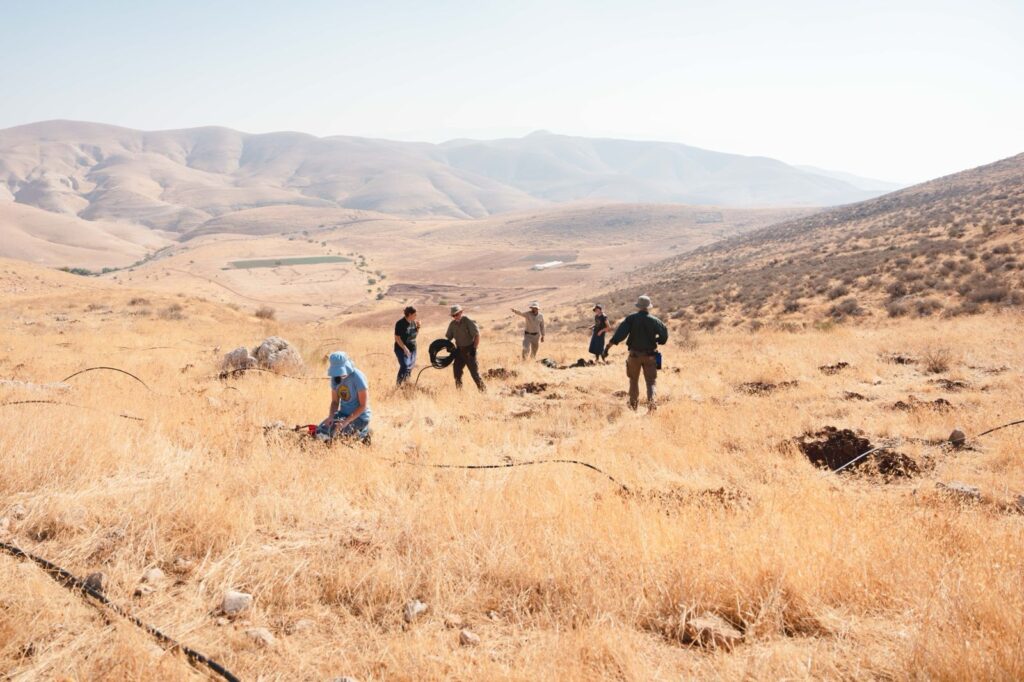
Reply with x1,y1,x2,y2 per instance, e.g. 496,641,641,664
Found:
443,613,465,629
288,619,315,635
403,599,428,623
142,567,166,583
244,627,277,647
459,628,481,647
10,504,26,520
221,590,254,615
330,677,359,682
172,557,195,574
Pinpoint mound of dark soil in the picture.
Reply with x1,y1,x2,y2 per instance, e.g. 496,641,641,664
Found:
930,378,970,392
883,353,917,365
515,382,548,394
797,426,919,477
891,396,953,412
738,380,798,396
842,391,868,401
485,367,518,380
819,362,850,375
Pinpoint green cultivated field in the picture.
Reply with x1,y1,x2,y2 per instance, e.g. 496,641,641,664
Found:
229,256,351,269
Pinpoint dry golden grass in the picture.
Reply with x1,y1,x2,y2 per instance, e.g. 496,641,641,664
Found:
2,278,1023,680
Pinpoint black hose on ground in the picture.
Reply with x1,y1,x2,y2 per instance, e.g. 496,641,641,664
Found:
414,339,456,385
61,366,159,393
831,418,1024,474
0,540,240,682
0,400,144,421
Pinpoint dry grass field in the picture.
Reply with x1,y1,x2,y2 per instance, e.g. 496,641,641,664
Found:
2,261,1023,680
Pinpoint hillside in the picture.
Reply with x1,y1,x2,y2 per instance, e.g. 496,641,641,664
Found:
0,121,891,267
601,152,1024,328
2,259,1023,679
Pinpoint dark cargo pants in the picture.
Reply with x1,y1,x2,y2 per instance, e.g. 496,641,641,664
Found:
626,351,657,409
453,347,486,391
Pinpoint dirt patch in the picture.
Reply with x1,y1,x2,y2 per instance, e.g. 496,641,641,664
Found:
842,391,868,401
797,426,919,478
891,396,953,412
738,380,799,396
540,358,597,370
882,353,917,365
930,378,970,392
485,367,518,380
819,362,850,375
515,382,548,395
622,486,750,511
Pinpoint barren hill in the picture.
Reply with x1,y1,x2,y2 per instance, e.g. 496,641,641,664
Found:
601,152,1024,327
1,121,893,268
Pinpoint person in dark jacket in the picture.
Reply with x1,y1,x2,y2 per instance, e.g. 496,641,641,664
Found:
605,295,668,410
588,304,611,363
445,304,486,391
393,306,419,385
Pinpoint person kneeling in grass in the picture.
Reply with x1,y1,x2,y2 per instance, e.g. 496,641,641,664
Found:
317,351,371,442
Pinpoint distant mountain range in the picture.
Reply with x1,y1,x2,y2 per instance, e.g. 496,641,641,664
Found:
0,120,903,267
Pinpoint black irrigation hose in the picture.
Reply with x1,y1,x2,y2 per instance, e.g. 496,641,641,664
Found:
212,367,322,382
831,417,1024,474
0,541,239,682
0,400,144,422
368,453,631,493
414,339,457,386
61,366,157,393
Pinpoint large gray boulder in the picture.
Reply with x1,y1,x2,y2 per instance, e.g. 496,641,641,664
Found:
221,346,256,371
253,336,303,372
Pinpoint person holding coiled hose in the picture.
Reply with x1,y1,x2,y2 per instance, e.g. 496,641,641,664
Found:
445,304,486,391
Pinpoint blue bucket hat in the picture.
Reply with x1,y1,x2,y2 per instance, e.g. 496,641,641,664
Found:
327,351,355,378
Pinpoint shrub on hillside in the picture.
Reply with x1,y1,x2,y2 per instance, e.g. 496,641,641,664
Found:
159,303,185,320
828,297,863,320
255,306,276,320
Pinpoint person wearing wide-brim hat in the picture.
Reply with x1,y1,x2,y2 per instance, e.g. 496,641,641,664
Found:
604,295,669,411
316,351,372,441
511,301,545,360
445,304,486,391
588,304,611,363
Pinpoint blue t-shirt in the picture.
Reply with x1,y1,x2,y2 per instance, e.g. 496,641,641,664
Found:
333,369,371,420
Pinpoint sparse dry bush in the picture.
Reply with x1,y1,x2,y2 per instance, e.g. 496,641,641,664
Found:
828,297,863,320
921,346,953,374
255,305,276,320
128,297,150,306
159,303,185,320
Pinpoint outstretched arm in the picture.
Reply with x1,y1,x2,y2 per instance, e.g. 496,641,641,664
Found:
607,317,632,346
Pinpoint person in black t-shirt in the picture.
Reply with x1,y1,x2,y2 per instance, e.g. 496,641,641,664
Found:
393,306,420,385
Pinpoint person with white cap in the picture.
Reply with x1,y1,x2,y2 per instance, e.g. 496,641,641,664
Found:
316,351,372,441
511,301,545,360
445,304,486,391
604,295,669,411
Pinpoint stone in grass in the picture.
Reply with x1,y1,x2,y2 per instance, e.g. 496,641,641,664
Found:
683,613,743,651
84,572,107,595
287,619,315,635
134,585,156,598
1015,494,1024,512
221,590,254,615
443,613,466,629
403,599,428,623
141,567,166,583
245,627,277,647
330,677,359,682
936,481,982,502
948,428,967,447
459,628,481,647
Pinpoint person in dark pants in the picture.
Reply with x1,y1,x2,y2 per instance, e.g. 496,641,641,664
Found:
605,295,668,411
445,304,486,391
393,306,419,385
588,304,611,363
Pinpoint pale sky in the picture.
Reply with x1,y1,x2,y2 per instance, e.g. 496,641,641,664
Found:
1,0,1021,183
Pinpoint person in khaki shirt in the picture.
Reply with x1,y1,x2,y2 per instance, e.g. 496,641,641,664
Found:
511,301,545,360
445,304,486,391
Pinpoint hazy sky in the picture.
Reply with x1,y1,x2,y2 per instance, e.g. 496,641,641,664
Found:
1,0,1021,182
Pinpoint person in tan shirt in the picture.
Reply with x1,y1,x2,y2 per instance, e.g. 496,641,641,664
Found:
511,301,545,360
445,304,486,391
